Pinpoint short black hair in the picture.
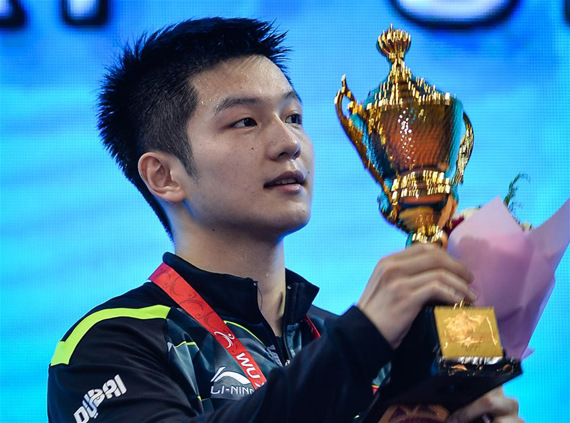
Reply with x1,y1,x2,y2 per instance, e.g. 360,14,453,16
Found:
98,17,290,238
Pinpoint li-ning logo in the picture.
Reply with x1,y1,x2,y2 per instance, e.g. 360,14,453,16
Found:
211,366,250,385
210,366,254,397
214,331,235,348
73,374,127,423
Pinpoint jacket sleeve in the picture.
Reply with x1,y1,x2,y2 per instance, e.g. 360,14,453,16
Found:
48,306,393,423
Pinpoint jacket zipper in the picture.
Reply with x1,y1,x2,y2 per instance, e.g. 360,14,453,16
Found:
253,281,291,367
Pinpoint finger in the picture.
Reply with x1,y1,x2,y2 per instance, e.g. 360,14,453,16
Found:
391,243,474,283
447,387,520,423
493,417,524,423
388,242,435,257
406,269,478,305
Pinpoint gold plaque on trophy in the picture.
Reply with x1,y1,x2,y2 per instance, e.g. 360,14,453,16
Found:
434,306,503,358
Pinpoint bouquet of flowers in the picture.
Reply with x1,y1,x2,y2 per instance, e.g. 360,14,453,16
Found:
446,183,569,359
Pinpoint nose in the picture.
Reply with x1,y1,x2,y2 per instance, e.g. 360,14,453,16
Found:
268,119,301,160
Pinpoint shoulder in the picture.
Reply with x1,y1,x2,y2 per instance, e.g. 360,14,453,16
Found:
308,304,337,321
48,283,205,422
50,282,176,367
307,304,338,333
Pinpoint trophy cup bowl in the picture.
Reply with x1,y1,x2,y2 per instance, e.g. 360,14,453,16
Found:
335,26,474,248
335,26,521,422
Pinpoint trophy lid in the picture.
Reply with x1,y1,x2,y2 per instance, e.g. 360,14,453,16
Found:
365,25,452,110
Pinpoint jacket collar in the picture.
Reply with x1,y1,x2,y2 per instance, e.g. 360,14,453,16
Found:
162,252,319,326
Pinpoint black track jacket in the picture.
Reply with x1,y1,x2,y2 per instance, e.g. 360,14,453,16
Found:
48,253,393,422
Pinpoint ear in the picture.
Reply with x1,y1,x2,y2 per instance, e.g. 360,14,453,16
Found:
138,152,187,203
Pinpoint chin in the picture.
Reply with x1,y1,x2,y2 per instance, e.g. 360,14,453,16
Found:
255,211,310,241
279,212,312,238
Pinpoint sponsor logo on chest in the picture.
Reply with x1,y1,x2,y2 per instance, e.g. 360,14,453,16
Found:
209,366,255,399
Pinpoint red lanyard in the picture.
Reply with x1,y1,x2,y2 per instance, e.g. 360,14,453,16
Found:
149,263,320,389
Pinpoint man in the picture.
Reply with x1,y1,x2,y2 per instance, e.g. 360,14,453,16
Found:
48,18,521,422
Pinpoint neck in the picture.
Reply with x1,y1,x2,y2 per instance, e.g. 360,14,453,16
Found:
174,226,287,336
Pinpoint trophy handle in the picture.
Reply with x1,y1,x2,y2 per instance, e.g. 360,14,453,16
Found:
335,76,391,195
335,75,366,147
453,112,474,185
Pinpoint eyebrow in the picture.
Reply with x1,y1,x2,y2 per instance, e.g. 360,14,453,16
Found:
214,90,301,116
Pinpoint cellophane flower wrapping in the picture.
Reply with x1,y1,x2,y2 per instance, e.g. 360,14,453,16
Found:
447,197,569,359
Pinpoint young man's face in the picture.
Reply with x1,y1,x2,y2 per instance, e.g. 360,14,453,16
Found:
179,55,314,241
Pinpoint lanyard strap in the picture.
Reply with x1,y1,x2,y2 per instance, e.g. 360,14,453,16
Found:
149,262,320,389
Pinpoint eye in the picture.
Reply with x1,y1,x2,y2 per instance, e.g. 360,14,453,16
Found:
233,117,257,128
285,113,303,125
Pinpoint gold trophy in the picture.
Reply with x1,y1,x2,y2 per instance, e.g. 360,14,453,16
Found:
335,26,521,422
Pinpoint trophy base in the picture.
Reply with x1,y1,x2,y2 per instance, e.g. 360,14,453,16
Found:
361,306,522,422
378,404,449,423
370,357,521,415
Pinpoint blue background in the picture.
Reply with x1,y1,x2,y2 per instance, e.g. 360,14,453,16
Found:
1,0,568,421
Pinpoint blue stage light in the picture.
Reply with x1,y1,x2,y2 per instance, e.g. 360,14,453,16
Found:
391,0,519,28
0,0,26,29
61,0,108,27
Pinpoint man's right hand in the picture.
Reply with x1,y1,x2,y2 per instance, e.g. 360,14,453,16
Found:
357,243,477,349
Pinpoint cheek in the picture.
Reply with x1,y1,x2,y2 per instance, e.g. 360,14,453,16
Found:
302,135,315,158
194,147,239,182
304,142,316,176
203,160,255,195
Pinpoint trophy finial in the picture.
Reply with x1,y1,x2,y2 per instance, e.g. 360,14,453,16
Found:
377,24,411,63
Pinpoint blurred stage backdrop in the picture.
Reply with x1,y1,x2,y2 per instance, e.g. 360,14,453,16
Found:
1,0,568,421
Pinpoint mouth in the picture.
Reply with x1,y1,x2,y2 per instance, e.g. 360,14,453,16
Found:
264,170,306,189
